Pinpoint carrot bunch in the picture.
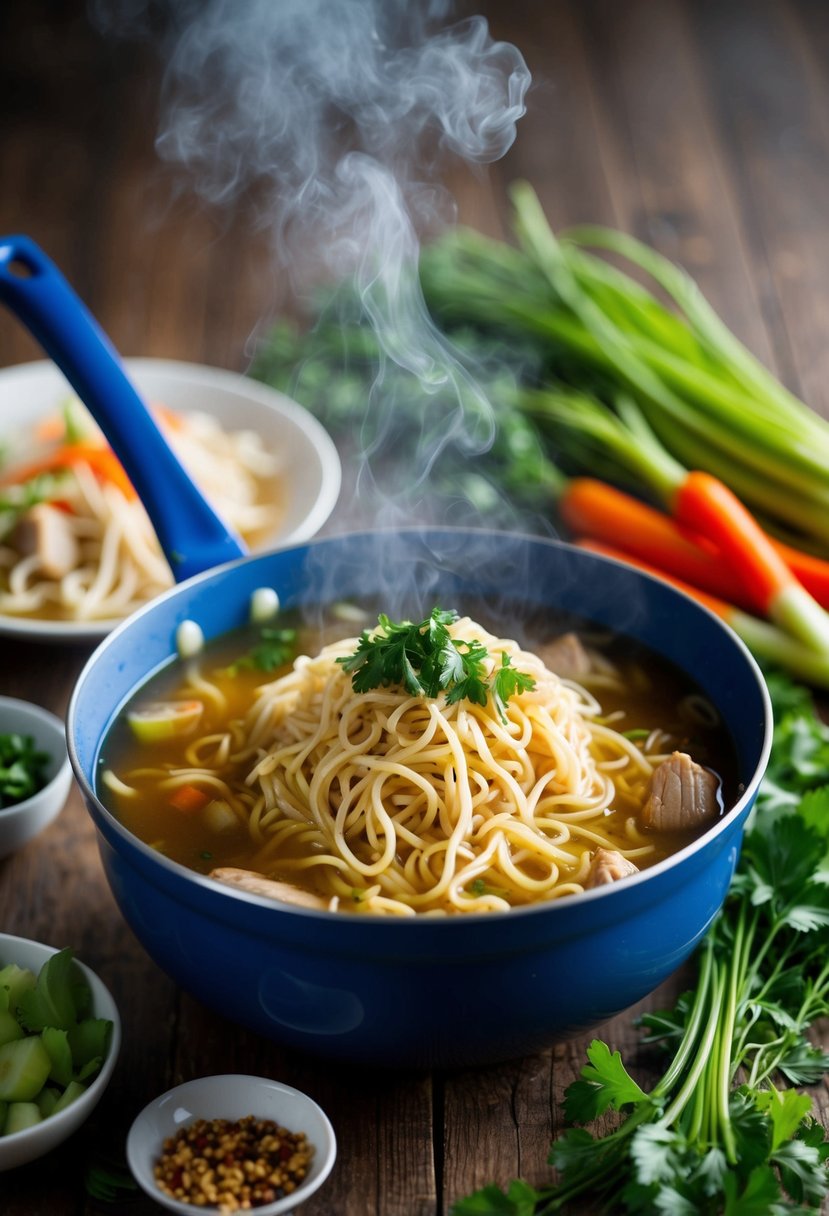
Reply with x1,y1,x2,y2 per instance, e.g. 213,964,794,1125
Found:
559,475,829,686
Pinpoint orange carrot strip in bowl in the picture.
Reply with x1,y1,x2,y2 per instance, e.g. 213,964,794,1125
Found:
151,403,185,432
0,442,137,500
168,784,210,815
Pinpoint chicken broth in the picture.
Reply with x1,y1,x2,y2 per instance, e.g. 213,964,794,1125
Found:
97,602,739,914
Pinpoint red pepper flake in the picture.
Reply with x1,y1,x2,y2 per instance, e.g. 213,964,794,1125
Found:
154,1114,313,1212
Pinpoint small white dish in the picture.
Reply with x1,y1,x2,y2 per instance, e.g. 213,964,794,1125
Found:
0,357,342,643
0,697,72,860
0,934,121,1170
126,1074,337,1215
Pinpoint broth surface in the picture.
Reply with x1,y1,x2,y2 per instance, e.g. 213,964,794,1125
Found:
97,601,739,911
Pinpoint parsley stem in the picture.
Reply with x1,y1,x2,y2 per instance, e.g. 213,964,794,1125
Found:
659,949,724,1130
718,940,742,1161
651,940,714,1100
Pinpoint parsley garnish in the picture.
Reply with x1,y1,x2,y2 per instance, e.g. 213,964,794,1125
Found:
0,732,50,808
337,608,535,721
226,627,297,676
452,669,829,1216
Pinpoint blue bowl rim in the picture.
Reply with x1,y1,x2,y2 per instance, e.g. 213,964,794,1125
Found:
66,526,773,929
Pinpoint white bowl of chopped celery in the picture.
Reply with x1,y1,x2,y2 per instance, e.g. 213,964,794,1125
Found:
0,934,120,1169
0,698,72,860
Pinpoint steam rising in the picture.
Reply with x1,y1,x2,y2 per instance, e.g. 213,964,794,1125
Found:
153,1,527,246
95,0,535,611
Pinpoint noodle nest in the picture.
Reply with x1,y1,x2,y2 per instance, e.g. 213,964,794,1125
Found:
226,618,663,916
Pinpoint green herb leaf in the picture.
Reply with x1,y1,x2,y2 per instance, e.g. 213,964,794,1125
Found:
449,1179,541,1216
0,732,50,808
226,628,297,675
578,1039,648,1117
338,608,535,717
16,949,82,1033
754,1088,814,1155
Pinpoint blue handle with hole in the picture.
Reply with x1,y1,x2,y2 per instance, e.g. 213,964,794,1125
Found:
0,234,247,581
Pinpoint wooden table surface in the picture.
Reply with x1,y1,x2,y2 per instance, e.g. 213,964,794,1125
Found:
2,1,829,1212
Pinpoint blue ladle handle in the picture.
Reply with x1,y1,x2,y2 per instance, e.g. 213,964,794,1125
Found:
0,234,247,582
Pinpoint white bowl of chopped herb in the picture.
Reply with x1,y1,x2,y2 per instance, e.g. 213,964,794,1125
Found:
126,1074,337,1215
0,934,121,1169
0,697,72,860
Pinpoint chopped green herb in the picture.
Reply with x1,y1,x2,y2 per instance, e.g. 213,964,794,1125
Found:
0,732,50,809
226,627,298,676
0,473,69,539
84,1152,139,1204
338,608,535,721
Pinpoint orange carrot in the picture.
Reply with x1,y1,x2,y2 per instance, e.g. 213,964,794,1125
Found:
574,536,829,688
561,475,829,613
773,539,829,607
672,470,829,654
672,471,795,615
151,403,185,432
559,478,753,609
0,442,137,500
575,538,733,619
168,784,210,815
33,414,67,443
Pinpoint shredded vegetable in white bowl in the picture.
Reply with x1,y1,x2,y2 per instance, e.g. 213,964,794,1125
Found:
0,358,341,642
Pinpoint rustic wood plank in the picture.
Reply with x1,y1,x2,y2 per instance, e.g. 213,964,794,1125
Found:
688,0,829,419
572,0,780,373
485,0,622,234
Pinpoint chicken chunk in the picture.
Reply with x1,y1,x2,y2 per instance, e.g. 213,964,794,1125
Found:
210,867,328,909
538,631,592,678
642,751,720,833
584,847,639,889
9,503,78,579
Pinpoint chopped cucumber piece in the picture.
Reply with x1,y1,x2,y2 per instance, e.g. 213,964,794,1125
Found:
127,699,204,743
0,1037,51,1102
0,1010,23,1048
4,1101,42,1135
68,1017,111,1072
52,1079,86,1114
0,963,36,1011
41,1027,73,1087
36,1086,61,1117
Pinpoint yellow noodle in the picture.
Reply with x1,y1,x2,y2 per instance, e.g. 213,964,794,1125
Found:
223,618,665,915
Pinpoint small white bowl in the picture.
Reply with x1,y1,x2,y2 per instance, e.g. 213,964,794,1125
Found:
0,358,342,643
126,1075,337,1215
0,697,72,860
0,934,121,1170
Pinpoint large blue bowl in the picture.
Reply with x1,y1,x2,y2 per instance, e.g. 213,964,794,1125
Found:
67,530,771,1068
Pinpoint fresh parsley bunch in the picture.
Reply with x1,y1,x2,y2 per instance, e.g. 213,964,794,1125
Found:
452,669,829,1215
337,608,535,723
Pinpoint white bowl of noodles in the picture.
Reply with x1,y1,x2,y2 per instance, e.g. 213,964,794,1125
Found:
0,358,341,643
